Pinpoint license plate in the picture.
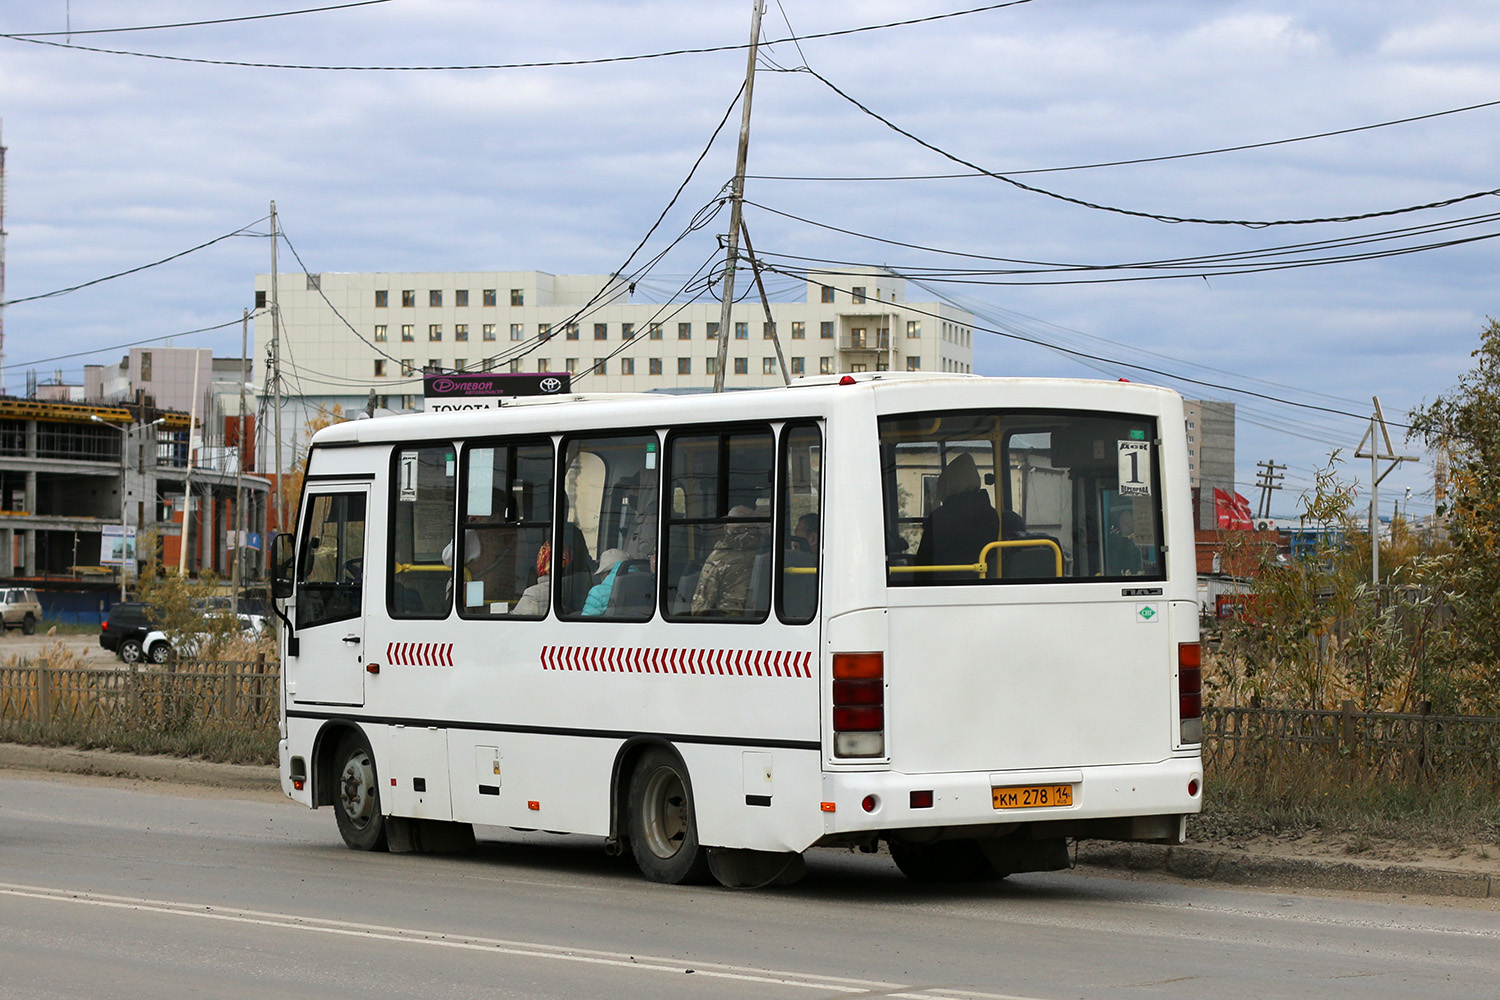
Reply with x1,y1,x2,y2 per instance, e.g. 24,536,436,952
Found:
992,784,1073,809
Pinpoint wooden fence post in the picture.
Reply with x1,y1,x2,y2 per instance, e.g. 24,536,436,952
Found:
225,662,238,723
1340,699,1357,756
37,657,52,728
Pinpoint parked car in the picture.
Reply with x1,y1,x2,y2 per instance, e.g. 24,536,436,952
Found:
99,601,159,663
140,613,268,662
0,587,42,634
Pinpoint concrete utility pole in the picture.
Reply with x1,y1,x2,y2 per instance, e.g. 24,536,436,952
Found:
233,308,248,616
713,0,765,393
1355,396,1418,589
270,200,285,533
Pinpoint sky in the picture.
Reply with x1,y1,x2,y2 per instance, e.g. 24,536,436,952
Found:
3,0,1497,523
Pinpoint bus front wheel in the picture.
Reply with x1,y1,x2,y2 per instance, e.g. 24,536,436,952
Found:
333,733,388,851
627,748,711,884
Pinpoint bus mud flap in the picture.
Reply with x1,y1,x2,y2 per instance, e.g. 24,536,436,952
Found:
706,848,807,888
386,817,476,855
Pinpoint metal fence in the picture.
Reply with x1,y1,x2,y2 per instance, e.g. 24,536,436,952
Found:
0,656,278,731
1204,704,1500,778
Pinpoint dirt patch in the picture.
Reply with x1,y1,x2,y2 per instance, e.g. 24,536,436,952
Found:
0,629,119,666
1194,829,1500,879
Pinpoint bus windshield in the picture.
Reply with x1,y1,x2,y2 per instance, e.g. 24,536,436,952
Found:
880,409,1164,585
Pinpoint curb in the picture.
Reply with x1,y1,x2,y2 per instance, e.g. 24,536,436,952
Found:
0,743,279,793
1075,841,1494,899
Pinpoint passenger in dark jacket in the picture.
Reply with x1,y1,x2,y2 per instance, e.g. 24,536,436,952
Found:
915,453,998,580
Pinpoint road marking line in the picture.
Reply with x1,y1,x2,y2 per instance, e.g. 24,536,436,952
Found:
0,882,1045,1000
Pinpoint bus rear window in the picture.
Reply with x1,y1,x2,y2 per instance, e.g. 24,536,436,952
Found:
879,410,1163,585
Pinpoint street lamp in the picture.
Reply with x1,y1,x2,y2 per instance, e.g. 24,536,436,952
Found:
91,414,164,600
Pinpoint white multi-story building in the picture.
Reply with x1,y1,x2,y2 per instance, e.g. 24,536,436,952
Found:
253,268,975,419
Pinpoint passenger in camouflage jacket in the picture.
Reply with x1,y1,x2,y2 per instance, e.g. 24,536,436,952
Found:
691,507,768,617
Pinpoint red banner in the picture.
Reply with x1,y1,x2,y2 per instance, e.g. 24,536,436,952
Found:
1214,488,1253,530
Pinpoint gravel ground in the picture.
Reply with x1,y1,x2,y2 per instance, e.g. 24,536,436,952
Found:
0,628,124,665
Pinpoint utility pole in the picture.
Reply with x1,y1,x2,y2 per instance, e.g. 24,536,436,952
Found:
739,221,789,386
1253,459,1284,519
713,0,765,393
270,200,285,533
1354,395,1419,590
233,308,248,616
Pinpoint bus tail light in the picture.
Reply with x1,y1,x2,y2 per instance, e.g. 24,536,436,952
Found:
833,653,884,757
1178,642,1202,744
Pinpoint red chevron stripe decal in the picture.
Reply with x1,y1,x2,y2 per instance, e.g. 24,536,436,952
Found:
534,644,814,679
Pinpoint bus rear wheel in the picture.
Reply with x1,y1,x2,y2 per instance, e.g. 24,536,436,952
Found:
333,733,388,851
627,748,711,884
888,837,1003,883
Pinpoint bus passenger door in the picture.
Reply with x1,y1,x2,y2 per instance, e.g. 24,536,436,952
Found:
287,486,369,707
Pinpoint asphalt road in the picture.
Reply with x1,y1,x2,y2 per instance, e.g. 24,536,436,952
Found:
2,773,1499,1000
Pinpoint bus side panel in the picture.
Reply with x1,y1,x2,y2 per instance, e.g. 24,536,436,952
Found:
446,730,615,836
680,744,826,854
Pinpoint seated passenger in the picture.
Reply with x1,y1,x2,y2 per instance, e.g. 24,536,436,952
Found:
692,506,770,617
914,453,999,579
1106,508,1143,576
791,512,819,553
581,548,628,616
512,543,553,617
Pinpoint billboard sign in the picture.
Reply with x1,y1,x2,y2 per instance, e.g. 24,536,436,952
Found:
100,524,136,567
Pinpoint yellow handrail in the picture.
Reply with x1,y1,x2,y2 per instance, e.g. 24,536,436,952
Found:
888,538,1063,579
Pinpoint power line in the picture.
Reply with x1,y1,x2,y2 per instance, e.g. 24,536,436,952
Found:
0,1,1039,71
5,1,392,37
798,66,1500,228
1,219,268,307
7,315,254,369
745,95,1500,181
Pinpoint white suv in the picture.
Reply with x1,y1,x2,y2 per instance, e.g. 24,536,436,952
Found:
0,588,42,634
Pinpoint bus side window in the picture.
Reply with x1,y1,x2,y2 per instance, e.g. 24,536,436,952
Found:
778,422,821,624
559,433,658,620
458,440,553,619
389,445,456,618
665,426,774,621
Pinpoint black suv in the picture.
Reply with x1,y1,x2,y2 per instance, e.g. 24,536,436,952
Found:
99,602,158,663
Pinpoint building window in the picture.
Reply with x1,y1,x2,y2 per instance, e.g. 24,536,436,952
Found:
374,324,387,342
622,322,634,340
906,357,922,371
509,359,521,373
706,322,719,339
429,290,442,307
649,358,663,376
621,357,635,375
820,321,834,339
401,325,414,342
762,357,776,375
428,358,442,371
375,289,389,308
594,323,608,340
429,324,443,341
510,289,524,306
649,323,663,340
735,322,748,340
483,324,496,341
483,357,495,372
400,359,415,376
509,323,523,341
734,357,748,375
593,358,607,375
678,357,692,375
851,286,866,304
454,358,466,371
791,321,805,340
820,285,835,303
706,357,717,375
483,289,497,307
539,323,552,340
851,327,866,349
678,322,692,340
565,358,578,374
850,363,867,373
538,358,550,371
907,320,921,338
819,356,833,374
763,322,775,339
455,289,469,308
791,356,805,374
455,324,468,341
402,290,415,307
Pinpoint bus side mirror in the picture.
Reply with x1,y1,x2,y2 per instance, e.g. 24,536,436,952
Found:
271,534,297,600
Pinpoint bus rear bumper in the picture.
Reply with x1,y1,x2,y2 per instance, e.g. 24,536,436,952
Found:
815,755,1201,846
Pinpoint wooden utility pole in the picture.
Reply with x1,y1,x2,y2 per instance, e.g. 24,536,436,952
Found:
270,200,285,533
713,0,765,393
1355,396,1418,588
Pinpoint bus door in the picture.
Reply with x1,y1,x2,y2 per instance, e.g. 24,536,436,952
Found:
287,485,369,707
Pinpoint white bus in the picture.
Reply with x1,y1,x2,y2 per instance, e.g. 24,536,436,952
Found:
272,373,1203,886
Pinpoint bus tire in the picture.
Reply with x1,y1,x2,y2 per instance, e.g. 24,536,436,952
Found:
888,837,1003,883
333,733,388,851
627,748,711,884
